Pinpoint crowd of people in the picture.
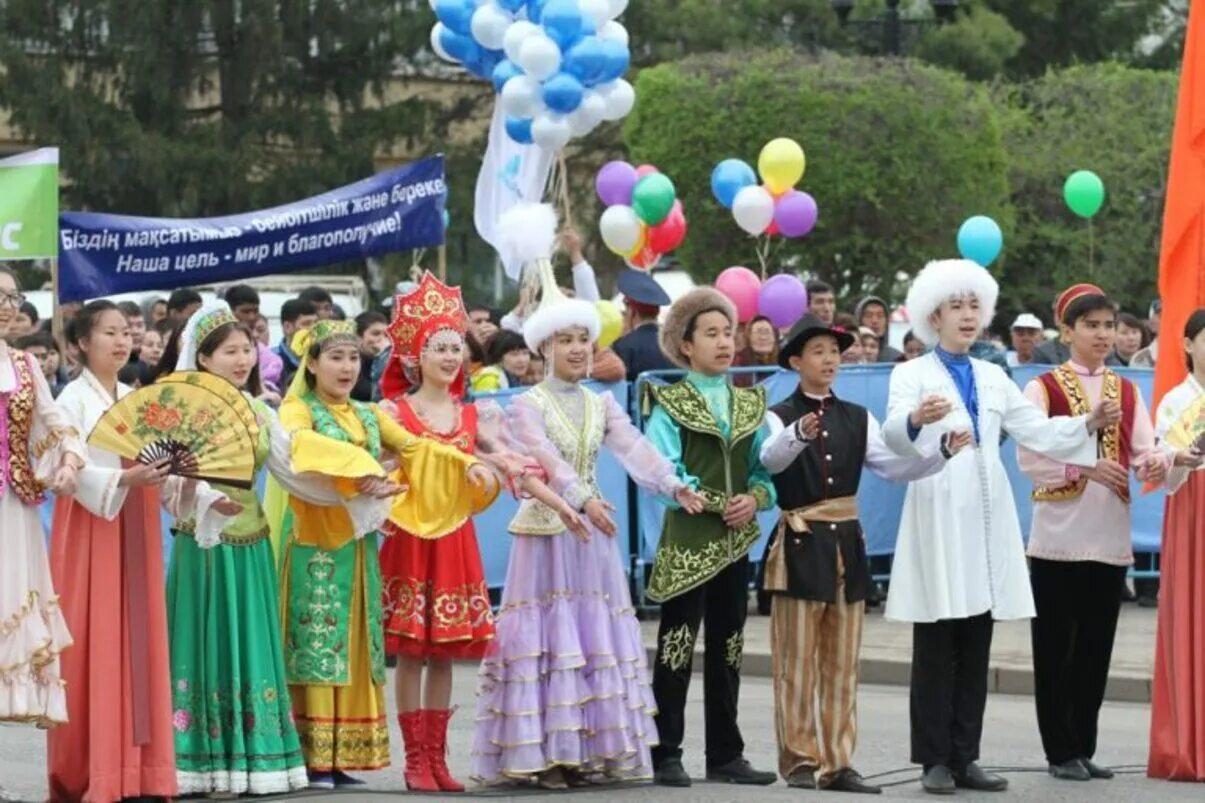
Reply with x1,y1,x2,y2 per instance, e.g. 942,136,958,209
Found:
2,244,1205,802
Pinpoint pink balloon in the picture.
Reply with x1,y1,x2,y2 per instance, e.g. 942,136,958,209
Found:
635,164,660,178
774,190,818,238
758,274,809,328
715,266,762,323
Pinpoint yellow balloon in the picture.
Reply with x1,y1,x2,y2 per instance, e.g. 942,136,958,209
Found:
758,137,806,194
595,300,623,348
622,223,648,259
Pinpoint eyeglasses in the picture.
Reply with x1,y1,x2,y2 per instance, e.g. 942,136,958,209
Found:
0,291,26,308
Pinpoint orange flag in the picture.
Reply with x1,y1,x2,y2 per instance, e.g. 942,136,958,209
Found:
1154,1,1205,412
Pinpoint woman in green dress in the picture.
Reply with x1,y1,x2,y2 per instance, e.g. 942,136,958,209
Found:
161,301,388,796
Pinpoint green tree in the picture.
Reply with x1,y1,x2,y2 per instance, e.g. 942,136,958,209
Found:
623,49,1012,303
914,3,1025,81
994,63,1177,322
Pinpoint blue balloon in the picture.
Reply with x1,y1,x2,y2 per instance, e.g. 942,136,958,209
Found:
711,159,758,209
498,0,526,11
472,48,502,80
542,72,584,114
597,39,630,82
526,0,546,24
563,36,606,83
541,0,583,48
434,0,475,36
492,59,523,93
440,27,476,63
957,215,1004,267
506,116,534,145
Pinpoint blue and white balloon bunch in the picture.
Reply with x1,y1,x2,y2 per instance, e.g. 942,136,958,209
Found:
431,0,634,150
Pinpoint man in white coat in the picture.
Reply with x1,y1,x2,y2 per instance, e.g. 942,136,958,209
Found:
880,260,1120,795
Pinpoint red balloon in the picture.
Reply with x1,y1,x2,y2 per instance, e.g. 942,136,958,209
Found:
626,244,661,271
647,200,687,253
635,164,660,178
765,220,780,237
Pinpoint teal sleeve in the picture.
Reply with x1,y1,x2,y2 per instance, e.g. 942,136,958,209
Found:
645,406,700,509
747,422,778,511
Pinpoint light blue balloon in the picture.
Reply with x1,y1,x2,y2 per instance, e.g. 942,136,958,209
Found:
957,215,1004,267
498,0,526,11
492,59,522,93
506,116,534,145
440,27,477,63
541,0,584,49
711,159,757,209
442,209,451,230
598,38,630,82
542,71,584,113
563,35,606,83
526,0,546,23
434,0,475,36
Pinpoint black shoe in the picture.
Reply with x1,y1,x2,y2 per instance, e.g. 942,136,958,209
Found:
705,757,777,785
1081,758,1115,779
786,768,816,789
1138,594,1159,608
953,762,1008,792
1048,760,1090,781
654,758,692,787
921,765,956,795
822,768,882,794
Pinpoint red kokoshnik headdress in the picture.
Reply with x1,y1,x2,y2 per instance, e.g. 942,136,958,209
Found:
381,271,467,400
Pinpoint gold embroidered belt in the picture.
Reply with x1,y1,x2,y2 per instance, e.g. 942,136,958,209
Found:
174,522,271,547
764,496,859,592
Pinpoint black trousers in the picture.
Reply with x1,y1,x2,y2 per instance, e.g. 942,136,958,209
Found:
1030,558,1126,764
651,556,749,769
910,612,994,769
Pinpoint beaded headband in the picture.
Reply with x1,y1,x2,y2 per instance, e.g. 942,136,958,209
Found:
193,307,238,345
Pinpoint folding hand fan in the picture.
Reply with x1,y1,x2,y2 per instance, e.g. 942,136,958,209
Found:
87,375,257,489
155,370,260,441
1164,394,1205,451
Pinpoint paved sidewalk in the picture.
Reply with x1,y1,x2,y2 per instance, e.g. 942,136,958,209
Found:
640,603,1158,703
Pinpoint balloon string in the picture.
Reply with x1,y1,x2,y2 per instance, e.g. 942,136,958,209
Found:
1088,218,1095,276
555,152,575,230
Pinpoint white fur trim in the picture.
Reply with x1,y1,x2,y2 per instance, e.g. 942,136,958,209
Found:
522,299,601,352
497,203,558,282
905,259,998,346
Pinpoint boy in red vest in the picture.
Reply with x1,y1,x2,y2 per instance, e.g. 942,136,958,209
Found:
1018,283,1169,782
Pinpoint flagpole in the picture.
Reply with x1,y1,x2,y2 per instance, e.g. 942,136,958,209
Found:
438,245,447,282
51,259,61,344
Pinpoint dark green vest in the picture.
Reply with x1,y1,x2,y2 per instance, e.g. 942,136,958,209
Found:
646,379,767,602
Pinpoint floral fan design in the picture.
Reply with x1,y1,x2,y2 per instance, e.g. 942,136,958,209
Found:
1164,394,1205,451
87,374,257,489
155,370,260,441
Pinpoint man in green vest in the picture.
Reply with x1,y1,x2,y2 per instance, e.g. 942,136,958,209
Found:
644,287,778,788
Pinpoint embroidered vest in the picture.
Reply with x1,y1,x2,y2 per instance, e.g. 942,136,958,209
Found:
509,384,606,536
1,352,46,506
1032,364,1135,503
645,379,767,602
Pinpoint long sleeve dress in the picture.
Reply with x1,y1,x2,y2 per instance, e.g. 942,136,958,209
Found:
1148,374,1205,780
47,368,230,803
276,393,478,773
0,343,82,728
471,377,683,783
167,397,385,795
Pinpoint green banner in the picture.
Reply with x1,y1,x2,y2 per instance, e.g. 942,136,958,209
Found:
0,148,59,260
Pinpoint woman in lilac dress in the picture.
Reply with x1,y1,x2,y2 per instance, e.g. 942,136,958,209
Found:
471,289,704,788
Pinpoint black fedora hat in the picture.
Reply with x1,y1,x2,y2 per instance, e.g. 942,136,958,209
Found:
778,313,856,369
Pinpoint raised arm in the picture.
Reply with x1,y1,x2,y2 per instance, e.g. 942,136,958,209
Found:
864,413,950,482
600,391,684,499
507,394,593,511
1016,379,1077,487
882,363,926,458
999,378,1095,466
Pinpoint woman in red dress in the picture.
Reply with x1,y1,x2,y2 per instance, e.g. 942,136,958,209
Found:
1149,309,1205,781
377,273,583,793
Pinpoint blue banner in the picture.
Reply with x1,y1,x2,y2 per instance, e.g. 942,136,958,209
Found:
57,156,447,302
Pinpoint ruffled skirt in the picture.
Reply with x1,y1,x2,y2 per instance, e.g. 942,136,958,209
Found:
471,526,658,783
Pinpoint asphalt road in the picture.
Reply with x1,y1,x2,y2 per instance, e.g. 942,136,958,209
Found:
0,673,1189,802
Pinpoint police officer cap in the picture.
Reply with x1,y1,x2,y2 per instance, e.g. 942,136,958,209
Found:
617,269,671,307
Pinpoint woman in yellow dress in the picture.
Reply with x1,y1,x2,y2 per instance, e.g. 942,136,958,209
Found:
276,319,497,790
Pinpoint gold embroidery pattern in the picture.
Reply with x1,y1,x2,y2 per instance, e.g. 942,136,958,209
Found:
293,716,390,771
286,551,348,684
651,381,767,445
4,353,46,504
1033,366,1125,502
646,521,761,603
658,624,696,673
725,630,744,672
383,577,493,636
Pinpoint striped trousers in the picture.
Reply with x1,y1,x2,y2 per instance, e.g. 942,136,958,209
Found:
770,589,865,782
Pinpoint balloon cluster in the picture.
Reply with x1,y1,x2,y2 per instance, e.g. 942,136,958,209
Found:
596,161,686,271
711,138,817,239
714,267,810,327
431,0,634,150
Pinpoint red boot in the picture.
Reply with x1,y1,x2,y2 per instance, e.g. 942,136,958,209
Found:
425,708,465,792
398,711,438,791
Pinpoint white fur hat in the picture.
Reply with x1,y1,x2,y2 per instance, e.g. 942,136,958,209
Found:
905,259,998,346
523,296,601,352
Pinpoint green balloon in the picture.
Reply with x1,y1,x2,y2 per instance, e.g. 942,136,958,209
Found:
1064,170,1105,218
631,174,677,226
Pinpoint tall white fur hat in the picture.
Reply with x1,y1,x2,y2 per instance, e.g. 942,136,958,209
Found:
905,259,998,346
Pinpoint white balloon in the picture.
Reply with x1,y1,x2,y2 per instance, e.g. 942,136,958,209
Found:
501,75,542,118
597,20,629,46
532,111,572,151
732,186,775,236
430,22,455,62
608,0,629,20
568,90,606,135
579,0,610,26
517,33,562,81
599,205,643,255
470,4,513,51
597,78,635,121
503,20,539,63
